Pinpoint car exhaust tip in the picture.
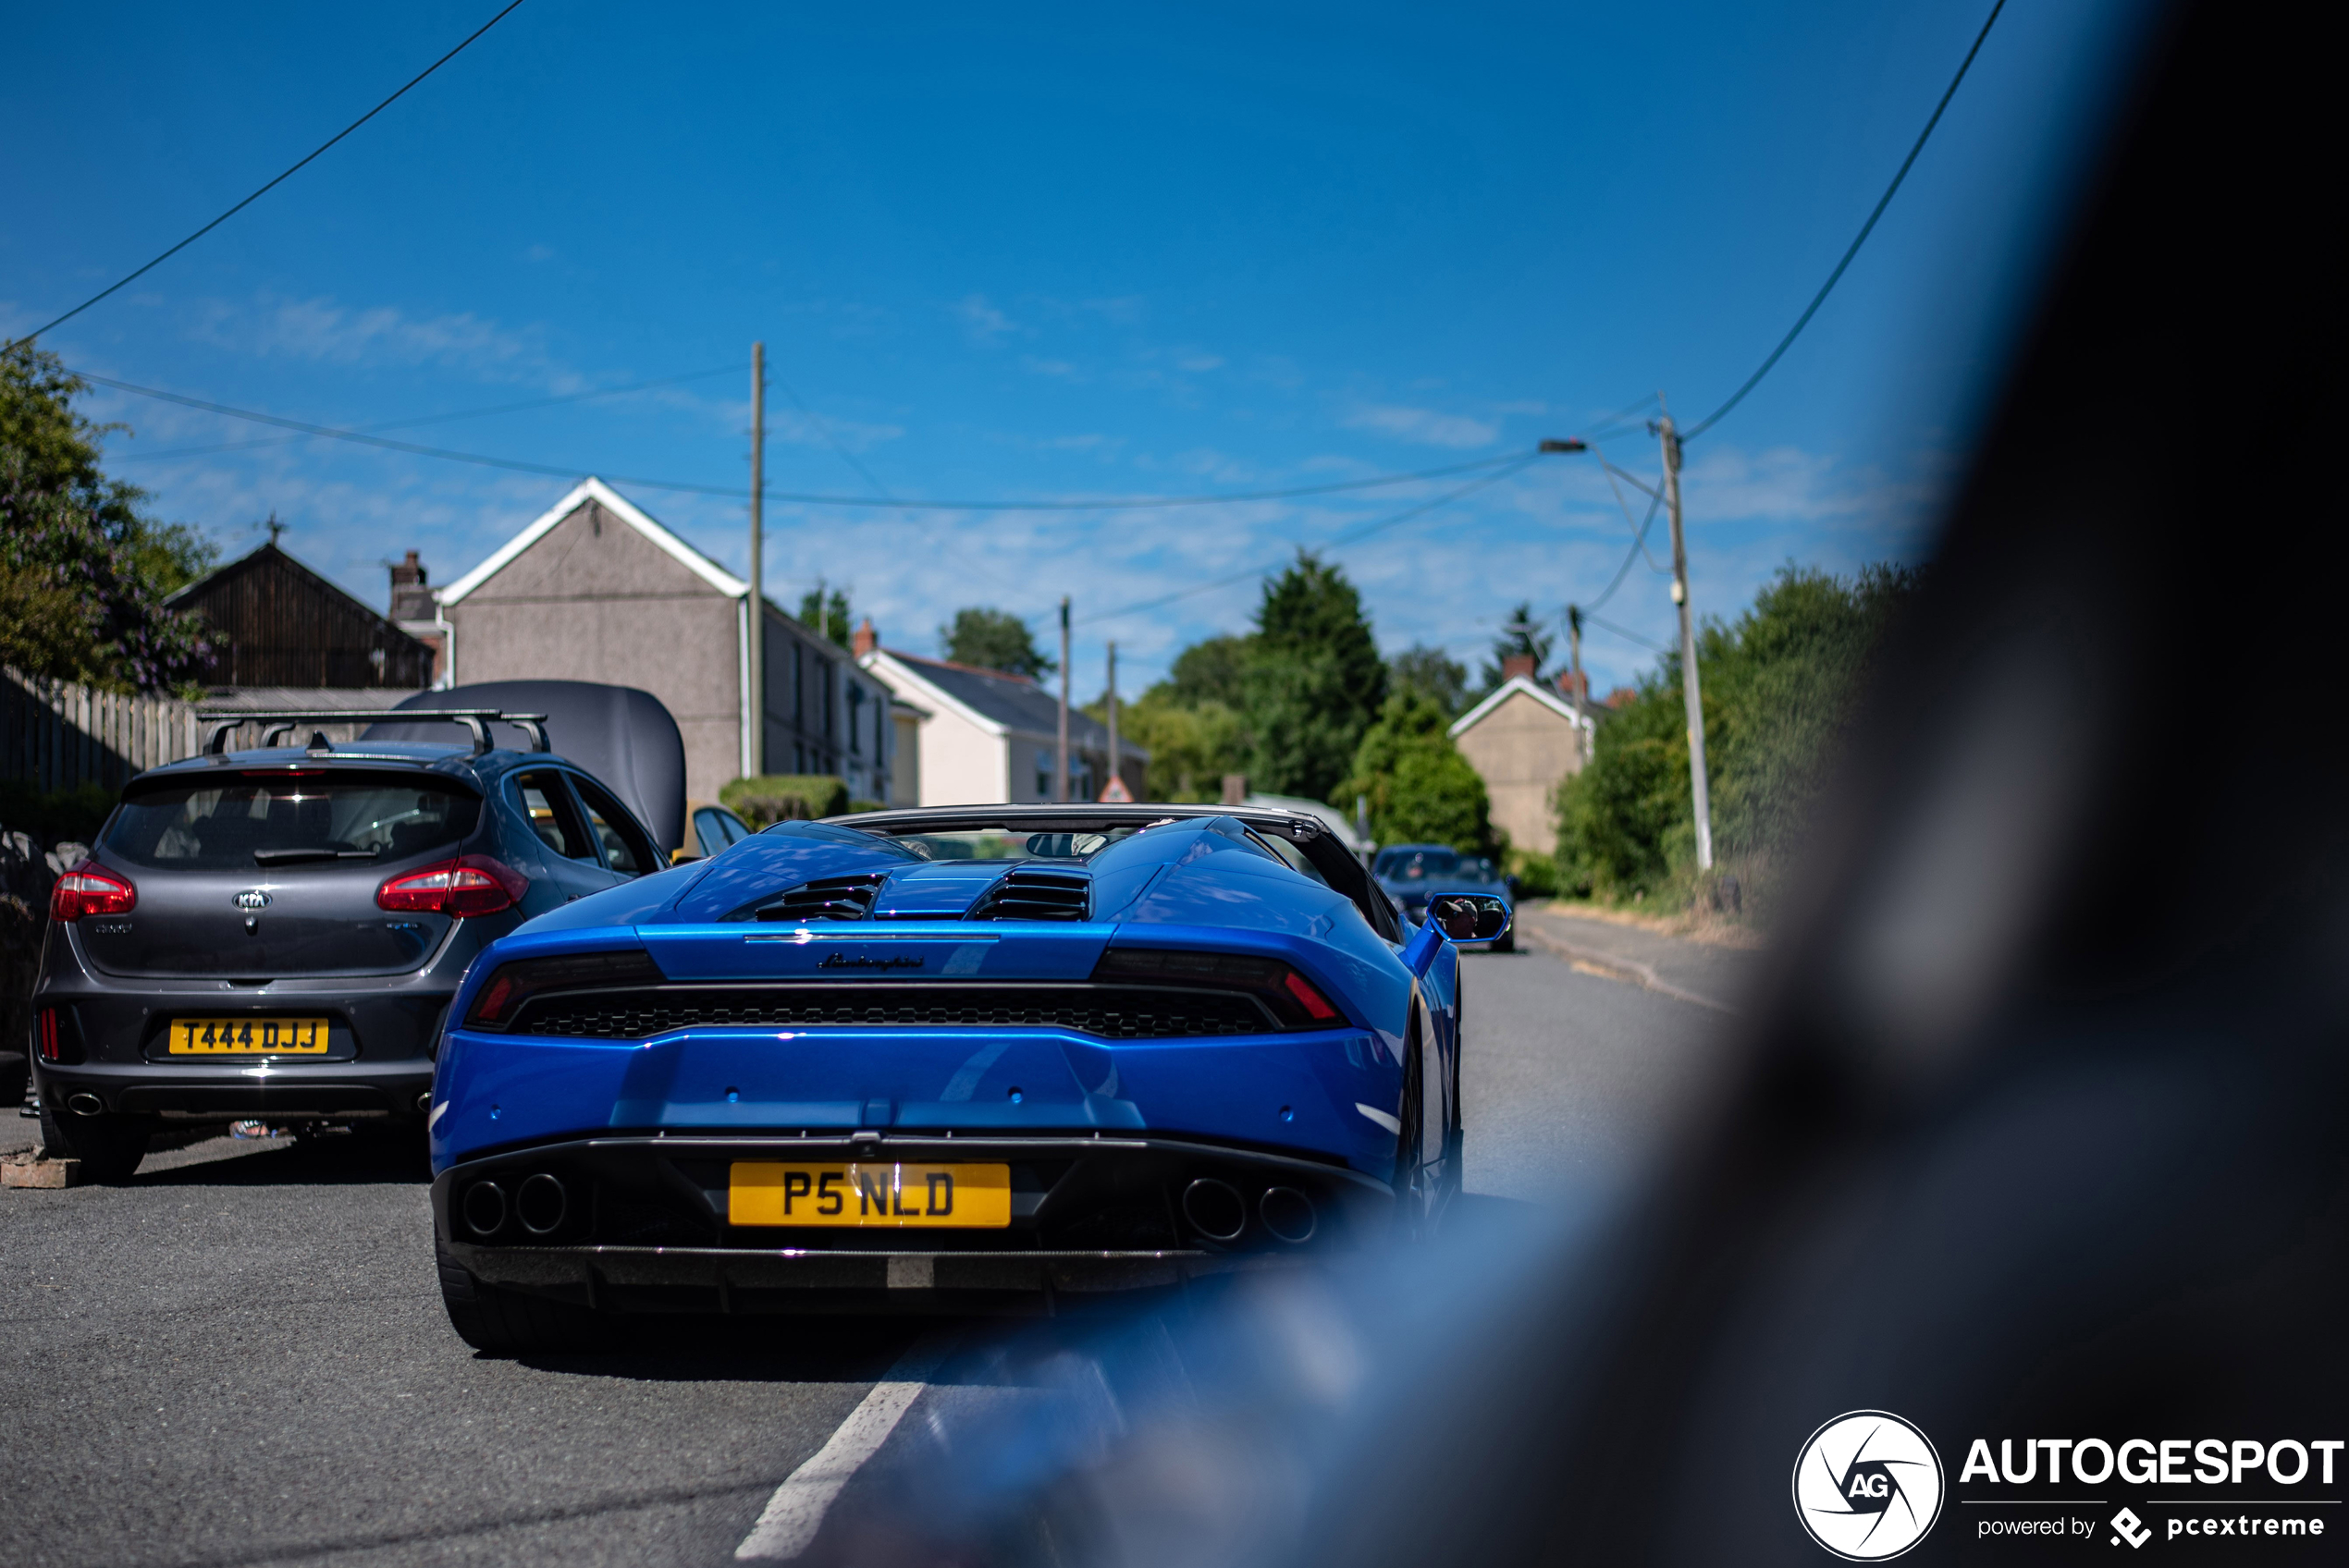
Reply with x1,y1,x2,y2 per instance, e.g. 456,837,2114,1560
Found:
1181,1177,1248,1242
65,1093,105,1117
461,1180,507,1237
516,1171,568,1235
1260,1185,1318,1244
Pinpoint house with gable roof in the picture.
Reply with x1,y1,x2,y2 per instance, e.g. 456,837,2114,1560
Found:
855,633,1145,806
434,477,895,803
1447,657,1595,852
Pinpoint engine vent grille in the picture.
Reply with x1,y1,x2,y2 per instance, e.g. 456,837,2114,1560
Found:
751,874,886,922
976,869,1090,922
512,983,1277,1040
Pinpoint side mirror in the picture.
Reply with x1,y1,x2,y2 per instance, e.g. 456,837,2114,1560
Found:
1428,893,1510,942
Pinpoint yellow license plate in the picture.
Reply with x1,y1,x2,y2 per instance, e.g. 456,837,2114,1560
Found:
167,1017,331,1055
728,1162,1011,1229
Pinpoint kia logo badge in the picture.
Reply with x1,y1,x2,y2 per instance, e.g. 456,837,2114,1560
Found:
234,889,272,911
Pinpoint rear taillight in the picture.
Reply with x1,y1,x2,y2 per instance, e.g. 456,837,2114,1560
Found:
376,855,530,918
464,949,665,1031
50,863,136,922
1091,947,1348,1028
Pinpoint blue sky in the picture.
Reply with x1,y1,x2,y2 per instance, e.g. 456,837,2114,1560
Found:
5,0,2142,701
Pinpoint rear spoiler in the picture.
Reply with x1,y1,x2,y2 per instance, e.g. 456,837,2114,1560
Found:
195,708,550,757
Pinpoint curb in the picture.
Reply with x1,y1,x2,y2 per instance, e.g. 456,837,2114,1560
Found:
1517,923,1736,1014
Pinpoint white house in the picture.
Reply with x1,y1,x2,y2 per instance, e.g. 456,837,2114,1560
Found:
856,635,1146,806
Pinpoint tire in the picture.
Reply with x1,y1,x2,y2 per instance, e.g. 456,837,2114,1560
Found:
437,1239,611,1355
38,1093,153,1183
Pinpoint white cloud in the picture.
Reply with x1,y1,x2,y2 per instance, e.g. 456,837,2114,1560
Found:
953,294,1017,346
1342,403,1500,449
188,293,584,390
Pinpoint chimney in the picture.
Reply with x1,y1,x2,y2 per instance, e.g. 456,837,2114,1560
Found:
1555,669,1588,702
1502,654,1537,682
852,618,878,657
388,550,435,623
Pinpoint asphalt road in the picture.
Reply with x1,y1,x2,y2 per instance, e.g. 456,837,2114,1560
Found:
0,946,1738,1568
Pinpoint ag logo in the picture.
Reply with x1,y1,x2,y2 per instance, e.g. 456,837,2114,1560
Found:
1792,1410,1945,1561
234,888,272,910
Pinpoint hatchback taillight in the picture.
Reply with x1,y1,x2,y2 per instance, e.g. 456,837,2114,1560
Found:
376,855,529,918
50,863,136,922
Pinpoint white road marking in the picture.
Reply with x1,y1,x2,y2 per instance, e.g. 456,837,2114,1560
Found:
734,1331,957,1561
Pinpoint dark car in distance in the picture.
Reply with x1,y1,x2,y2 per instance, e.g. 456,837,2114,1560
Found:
29,704,666,1182
1372,843,1515,952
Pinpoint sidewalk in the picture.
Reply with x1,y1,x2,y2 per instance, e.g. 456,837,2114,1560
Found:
1515,904,1768,1013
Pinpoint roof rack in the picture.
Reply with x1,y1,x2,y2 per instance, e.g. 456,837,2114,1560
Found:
194,708,551,757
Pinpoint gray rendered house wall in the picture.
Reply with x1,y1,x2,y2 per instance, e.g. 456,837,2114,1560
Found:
446,496,744,801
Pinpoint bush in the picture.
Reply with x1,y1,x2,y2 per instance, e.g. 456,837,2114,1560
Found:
720,775,850,827
0,778,117,847
1505,848,1560,899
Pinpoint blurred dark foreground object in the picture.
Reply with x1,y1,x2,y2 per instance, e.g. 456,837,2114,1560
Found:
802,2,2343,1563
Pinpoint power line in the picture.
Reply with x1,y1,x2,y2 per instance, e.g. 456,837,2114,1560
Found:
4,0,532,353
1581,610,1672,655
71,366,1544,510
1078,456,1541,627
112,362,742,462
1583,486,1666,614
1682,0,2007,441
769,369,893,500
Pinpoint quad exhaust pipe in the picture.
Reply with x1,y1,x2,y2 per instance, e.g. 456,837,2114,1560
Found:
461,1172,569,1238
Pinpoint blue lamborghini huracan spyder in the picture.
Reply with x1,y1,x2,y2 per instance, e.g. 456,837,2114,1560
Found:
426,803,1507,1352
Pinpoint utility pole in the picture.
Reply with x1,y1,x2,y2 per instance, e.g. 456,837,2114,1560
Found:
1056,597,1071,802
1105,640,1120,801
1656,411,1715,871
1566,603,1589,763
746,342,766,779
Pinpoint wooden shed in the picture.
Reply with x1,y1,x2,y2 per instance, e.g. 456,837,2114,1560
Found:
167,543,435,690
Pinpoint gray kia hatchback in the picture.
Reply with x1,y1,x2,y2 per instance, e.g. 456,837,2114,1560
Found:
29,698,674,1182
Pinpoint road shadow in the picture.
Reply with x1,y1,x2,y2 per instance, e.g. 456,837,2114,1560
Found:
507,1313,962,1384
133,1129,431,1187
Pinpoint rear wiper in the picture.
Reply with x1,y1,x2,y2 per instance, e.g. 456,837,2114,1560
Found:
252,848,382,865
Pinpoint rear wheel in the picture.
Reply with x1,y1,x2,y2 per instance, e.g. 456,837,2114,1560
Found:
436,1239,611,1355
38,1094,153,1183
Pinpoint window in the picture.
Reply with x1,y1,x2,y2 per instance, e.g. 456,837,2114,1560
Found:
568,775,653,876
793,643,805,727
848,684,866,754
512,771,596,862
106,774,481,869
822,659,836,736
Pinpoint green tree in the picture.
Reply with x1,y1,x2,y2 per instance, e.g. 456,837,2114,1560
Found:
1337,690,1499,855
1165,633,1249,709
1242,551,1386,802
1553,562,1920,901
1091,684,1243,802
1389,643,1469,716
1,345,215,692
1471,602,1553,700
799,585,853,647
940,606,1054,678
